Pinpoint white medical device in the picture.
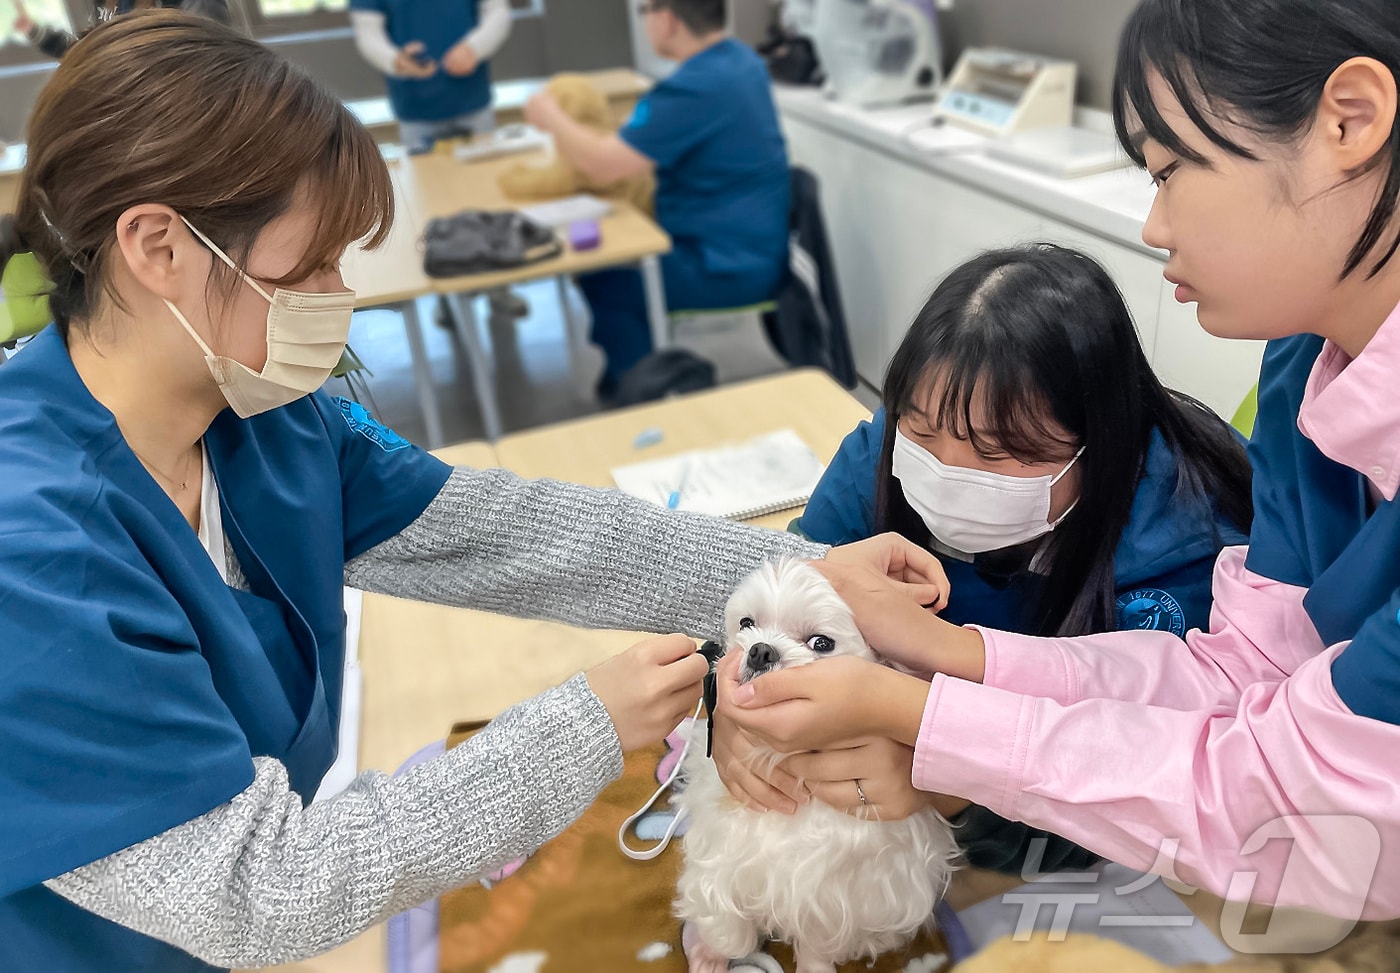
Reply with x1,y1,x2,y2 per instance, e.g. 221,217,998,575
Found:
807,0,942,108
935,48,1077,137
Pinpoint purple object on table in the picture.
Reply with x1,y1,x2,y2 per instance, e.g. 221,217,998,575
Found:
568,219,602,251
935,899,977,963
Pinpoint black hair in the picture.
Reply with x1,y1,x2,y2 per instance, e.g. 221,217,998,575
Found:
657,0,725,35
0,214,54,332
875,244,1253,638
0,215,26,283
1113,0,1400,279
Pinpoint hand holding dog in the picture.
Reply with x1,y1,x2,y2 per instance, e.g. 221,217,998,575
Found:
710,713,810,814
815,545,987,682
822,532,950,600
587,634,707,752
783,738,971,821
718,650,925,753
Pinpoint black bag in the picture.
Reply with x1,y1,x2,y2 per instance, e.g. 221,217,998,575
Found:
421,210,562,278
757,22,823,86
613,349,718,407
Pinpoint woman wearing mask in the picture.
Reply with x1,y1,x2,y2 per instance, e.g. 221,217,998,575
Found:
713,244,1251,878
723,0,1400,921
0,14,942,971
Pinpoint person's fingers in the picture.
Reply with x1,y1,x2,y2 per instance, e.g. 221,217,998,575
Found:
889,579,946,608
881,533,949,584
782,746,865,783
664,690,703,728
730,666,812,708
660,652,709,692
714,651,745,706
644,633,700,665
721,771,778,814
403,40,424,53
663,683,705,724
743,751,809,804
741,774,800,814
806,778,862,814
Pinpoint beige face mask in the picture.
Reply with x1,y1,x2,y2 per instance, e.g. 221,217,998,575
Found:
164,217,356,419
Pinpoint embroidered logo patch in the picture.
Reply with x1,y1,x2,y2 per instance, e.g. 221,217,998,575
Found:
335,397,410,453
1116,588,1187,638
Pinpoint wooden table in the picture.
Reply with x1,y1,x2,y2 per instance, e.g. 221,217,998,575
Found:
250,371,868,973
496,369,866,531
388,147,672,441
341,166,446,444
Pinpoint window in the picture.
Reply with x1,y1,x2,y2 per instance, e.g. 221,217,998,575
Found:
0,0,79,68
245,0,541,30
252,0,346,19
3,0,75,43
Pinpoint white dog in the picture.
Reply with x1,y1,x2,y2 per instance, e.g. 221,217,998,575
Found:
674,558,960,973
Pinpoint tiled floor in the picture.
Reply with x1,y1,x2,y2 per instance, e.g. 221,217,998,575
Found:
328,276,880,448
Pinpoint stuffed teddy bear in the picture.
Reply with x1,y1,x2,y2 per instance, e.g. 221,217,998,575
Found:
498,73,655,215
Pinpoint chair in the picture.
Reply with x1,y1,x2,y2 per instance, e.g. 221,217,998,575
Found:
1230,382,1259,438
653,167,856,390
0,251,53,361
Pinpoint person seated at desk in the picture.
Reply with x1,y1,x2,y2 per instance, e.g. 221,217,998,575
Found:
712,244,1254,877
525,0,790,401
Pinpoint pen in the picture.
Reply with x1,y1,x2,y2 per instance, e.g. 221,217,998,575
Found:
666,461,692,510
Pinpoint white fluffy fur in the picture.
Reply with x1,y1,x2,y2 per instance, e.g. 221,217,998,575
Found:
674,559,960,973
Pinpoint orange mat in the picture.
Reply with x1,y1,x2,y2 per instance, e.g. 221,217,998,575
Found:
437,722,951,973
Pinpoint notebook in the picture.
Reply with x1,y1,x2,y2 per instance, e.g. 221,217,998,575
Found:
610,429,826,521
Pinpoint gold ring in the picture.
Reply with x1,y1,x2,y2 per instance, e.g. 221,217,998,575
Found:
855,780,869,806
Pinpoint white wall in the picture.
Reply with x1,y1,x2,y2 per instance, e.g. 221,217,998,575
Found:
780,108,1265,419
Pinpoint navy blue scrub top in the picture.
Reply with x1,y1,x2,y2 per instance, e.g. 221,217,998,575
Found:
620,37,790,282
1246,335,1400,725
798,409,1248,637
0,327,452,971
349,0,491,123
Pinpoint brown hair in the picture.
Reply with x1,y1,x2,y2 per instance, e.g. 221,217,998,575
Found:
5,11,392,336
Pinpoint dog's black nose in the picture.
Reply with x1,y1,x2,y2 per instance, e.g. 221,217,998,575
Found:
747,642,779,671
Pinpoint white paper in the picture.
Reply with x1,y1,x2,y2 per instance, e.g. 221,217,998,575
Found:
518,194,614,228
954,862,1234,965
611,429,826,520
452,123,552,164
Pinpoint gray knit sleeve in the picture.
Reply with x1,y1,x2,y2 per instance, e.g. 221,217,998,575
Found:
46,674,622,969
344,467,828,640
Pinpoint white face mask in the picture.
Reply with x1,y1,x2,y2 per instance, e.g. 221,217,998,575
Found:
164,217,356,419
892,427,1084,555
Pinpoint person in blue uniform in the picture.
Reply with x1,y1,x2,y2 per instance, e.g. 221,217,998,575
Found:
524,0,790,399
0,16,941,972
712,244,1254,875
349,0,509,153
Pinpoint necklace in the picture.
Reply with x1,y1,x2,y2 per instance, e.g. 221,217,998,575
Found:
133,442,200,494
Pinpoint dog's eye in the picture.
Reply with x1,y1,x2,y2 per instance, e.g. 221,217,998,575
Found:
808,635,835,654
739,617,755,630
